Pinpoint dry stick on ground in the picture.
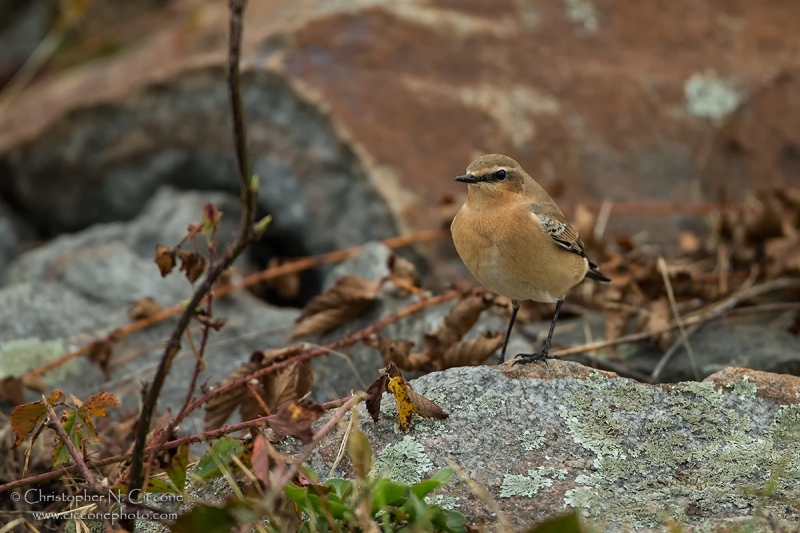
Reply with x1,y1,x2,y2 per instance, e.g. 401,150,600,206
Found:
550,277,800,372
127,0,257,495
44,402,115,532
658,257,701,381
0,396,351,494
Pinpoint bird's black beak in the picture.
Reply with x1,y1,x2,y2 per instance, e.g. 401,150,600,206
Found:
455,174,479,184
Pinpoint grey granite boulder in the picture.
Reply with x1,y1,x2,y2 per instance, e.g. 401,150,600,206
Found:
289,362,800,532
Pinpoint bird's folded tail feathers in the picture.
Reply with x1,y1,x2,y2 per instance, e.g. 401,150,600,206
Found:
585,262,611,282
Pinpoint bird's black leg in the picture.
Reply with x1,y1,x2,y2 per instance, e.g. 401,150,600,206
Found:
498,300,520,363
514,299,564,365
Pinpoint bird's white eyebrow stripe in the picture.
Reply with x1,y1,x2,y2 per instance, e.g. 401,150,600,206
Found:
473,165,507,176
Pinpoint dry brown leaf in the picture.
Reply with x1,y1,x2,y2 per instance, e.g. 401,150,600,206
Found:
679,232,702,253
638,297,673,351
177,248,207,284
265,256,301,301
437,331,504,370
365,374,388,423
367,335,418,368
154,245,176,277
387,254,420,297
87,339,114,379
263,358,314,416
266,401,325,444
603,309,632,360
128,297,162,320
292,276,380,338
205,349,314,430
765,236,800,278
204,352,265,431
423,292,495,361
0,376,25,406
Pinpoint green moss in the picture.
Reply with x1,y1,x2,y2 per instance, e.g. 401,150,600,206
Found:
371,436,432,485
500,467,568,498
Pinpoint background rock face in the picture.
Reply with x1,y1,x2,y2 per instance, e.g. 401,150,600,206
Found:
3,0,800,263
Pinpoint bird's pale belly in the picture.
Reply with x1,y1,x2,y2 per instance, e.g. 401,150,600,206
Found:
458,239,586,303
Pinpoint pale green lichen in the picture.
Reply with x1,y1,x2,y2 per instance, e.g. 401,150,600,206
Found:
565,0,598,32
685,70,743,120
371,436,432,485
425,494,460,510
500,467,568,498
770,404,800,447
557,376,800,529
520,429,546,450
0,337,77,380
725,375,758,400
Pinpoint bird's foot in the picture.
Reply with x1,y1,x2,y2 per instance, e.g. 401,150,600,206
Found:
512,351,555,365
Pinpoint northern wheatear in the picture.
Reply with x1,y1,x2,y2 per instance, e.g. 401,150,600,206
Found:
451,154,610,364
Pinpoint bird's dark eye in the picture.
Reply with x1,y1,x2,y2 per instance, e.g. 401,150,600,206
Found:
495,169,507,181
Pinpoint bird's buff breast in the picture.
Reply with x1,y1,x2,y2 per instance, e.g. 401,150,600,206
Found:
451,206,586,303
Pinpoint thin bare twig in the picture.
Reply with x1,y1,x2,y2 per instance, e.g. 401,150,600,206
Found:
658,257,700,380
128,0,257,494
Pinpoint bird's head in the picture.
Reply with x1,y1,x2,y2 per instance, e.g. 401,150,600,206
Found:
455,154,527,197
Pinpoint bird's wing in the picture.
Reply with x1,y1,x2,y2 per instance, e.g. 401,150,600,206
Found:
529,203,589,260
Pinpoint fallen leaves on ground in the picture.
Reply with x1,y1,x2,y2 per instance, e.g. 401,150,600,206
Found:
368,291,500,371
366,364,447,430
292,276,380,338
204,348,313,431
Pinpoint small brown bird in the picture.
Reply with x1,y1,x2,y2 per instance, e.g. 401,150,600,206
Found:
451,154,609,364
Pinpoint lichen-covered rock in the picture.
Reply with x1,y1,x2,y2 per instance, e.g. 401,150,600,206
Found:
290,362,800,532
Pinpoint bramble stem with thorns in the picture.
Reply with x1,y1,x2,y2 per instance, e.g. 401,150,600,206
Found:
127,0,256,494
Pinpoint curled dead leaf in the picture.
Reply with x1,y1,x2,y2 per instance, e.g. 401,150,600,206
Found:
87,339,114,379
437,331,504,370
205,348,314,431
266,401,325,444
177,249,207,284
129,297,162,320
292,276,380,338
370,364,448,429
387,254,420,297
264,256,302,301
423,292,495,361
154,245,176,277
638,298,673,351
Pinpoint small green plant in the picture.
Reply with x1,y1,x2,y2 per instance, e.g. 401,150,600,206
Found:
170,427,466,533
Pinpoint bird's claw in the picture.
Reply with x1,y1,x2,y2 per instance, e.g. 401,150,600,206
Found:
512,351,555,365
